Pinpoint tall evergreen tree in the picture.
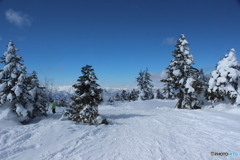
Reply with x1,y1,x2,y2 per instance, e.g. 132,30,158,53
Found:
207,49,240,105
161,34,204,109
0,41,35,122
28,71,48,117
144,69,154,99
136,68,154,100
64,65,102,124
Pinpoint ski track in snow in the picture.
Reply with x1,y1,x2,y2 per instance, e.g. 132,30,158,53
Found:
0,100,240,160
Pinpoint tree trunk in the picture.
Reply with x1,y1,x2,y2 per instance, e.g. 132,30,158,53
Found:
177,90,184,109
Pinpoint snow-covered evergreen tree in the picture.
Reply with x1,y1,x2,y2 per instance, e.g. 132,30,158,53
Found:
120,90,129,101
136,69,154,100
156,89,165,99
129,89,139,101
161,34,204,109
64,65,103,124
114,93,121,101
207,49,240,105
107,97,114,105
0,41,36,122
28,71,48,117
161,83,175,99
144,69,154,99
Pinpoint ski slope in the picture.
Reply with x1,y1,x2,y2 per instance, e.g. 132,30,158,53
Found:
0,99,239,160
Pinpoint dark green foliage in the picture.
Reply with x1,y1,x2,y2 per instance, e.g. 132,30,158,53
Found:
179,69,206,109
129,89,139,101
136,68,154,100
121,90,129,101
64,65,103,124
156,89,165,99
0,41,48,122
114,93,121,101
161,34,205,109
28,71,48,117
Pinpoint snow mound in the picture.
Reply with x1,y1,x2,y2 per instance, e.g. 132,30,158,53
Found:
0,102,21,126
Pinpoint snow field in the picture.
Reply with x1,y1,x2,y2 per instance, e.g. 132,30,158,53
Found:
0,100,240,160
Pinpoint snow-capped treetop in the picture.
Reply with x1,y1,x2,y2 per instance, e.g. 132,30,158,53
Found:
215,48,239,82
217,48,237,68
72,65,102,106
172,33,194,67
7,41,18,52
211,48,239,85
81,65,94,76
179,33,189,46
180,33,185,39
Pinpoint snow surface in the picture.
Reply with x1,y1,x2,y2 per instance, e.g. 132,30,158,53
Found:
0,100,240,160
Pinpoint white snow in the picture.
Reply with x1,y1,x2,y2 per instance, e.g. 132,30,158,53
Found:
185,58,193,65
0,83,7,92
181,39,188,46
0,99,240,160
12,85,22,97
4,63,12,72
173,69,181,76
11,72,17,78
185,77,195,93
80,93,86,98
15,103,28,117
85,80,90,85
5,54,14,63
6,93,13,102
29,87,37,99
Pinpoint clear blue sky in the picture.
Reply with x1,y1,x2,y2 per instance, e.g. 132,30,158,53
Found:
0,0,240,88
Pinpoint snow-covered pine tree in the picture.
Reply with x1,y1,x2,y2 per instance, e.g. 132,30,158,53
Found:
107,97,114,105
120,90,129,101
161,83,175,99
28,71,48,117
114,93,121,101
136,68,154,100
0,41,35,122
207,49,240,105
156,89,165,99
161,34,204,109
160,67,175,99
144,69,154,99
129,89,139,101
64,65,103,124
